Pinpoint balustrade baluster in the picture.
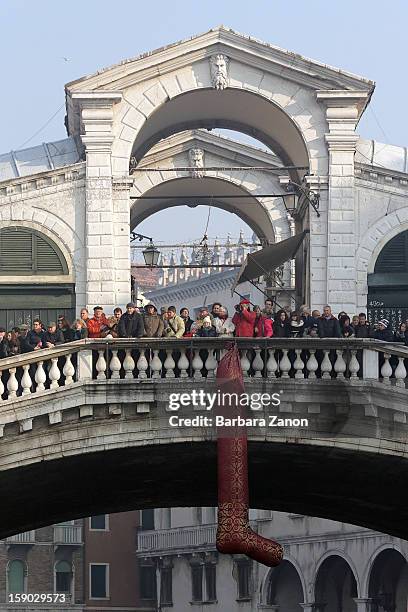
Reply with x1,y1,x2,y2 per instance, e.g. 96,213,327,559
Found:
164,350,176,378
110,350,121,379
192,351,203,379
137,351,148,379
266,349,277,378
294,349,305,379
205,349,217,378
7,368,18,398
49,358,61,389
21,364,32,395
381,353,392,384
123,350,135,379
63,354,75,385
306,350,318,379
0,372,4,398
177,349,189,378
279,349,291,378
321,350,332,379
349,350,360,379
334,350,347,379
150,350,162,378
96,351,107,380
35,361,47,392
395,357,407,387
253,349,264,378
240,350,251,379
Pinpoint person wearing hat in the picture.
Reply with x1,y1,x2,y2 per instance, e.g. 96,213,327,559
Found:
143,304,164,338
373,318,394,342
232,299,256,337
44,322,65,348
194,315,217,338
118,303,145,338
87,306,109,339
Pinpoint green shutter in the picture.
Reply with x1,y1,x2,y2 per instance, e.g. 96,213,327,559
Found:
375,230,408,273
0,227,67,275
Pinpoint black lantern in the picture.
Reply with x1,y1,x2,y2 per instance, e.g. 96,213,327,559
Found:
142,242,160,267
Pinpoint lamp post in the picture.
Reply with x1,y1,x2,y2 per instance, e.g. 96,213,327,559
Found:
131,232,161,268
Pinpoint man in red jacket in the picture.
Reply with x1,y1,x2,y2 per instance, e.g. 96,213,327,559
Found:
232,299,256,337
87,306,109,338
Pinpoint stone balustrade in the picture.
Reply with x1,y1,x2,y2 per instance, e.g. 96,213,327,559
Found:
53,525,82,546
137,524,217,556
0,338,407,403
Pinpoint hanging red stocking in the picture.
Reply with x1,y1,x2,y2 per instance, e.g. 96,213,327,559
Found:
215,343,283,567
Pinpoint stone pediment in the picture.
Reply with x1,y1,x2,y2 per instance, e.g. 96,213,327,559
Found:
65,25,374,95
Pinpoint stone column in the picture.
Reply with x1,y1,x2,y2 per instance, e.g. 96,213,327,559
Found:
317,91,370,314
112,178,132,307
72,92,125,311
353,598,374,612
300,604,326,612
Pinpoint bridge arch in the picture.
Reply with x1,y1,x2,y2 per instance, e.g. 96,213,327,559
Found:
356,213,408,311
125,87,311,177
313,553,359,608
131,175,289,244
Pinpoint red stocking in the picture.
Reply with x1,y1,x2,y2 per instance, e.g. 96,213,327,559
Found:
215,344,283,567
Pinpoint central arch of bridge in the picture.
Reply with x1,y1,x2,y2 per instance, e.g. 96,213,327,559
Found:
129,88,310,183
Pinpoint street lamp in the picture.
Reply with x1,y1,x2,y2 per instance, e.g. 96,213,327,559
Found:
130,232,161,267
142,242,160,267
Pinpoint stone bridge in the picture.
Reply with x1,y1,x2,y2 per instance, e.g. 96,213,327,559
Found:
0,338,407,540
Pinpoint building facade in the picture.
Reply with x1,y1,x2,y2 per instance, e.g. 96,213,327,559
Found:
0,27,407,325
137,508,408,612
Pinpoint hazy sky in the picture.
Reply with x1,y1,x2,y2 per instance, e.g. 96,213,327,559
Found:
1,0,406,249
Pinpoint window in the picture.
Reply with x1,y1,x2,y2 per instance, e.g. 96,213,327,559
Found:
237,560,251,599
140,565,156,600
89,515,108,530
205,564,216,601
8,560,26,594
191,565,203,602
55,561,72,594
89,564,109,599
191,563,217,603
160,567,172,606
0,227,68,275
140,509,155,531
194,507,203,525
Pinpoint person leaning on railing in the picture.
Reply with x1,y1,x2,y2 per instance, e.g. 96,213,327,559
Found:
143,304,164,338
117,303,145,338
71,319,88,340
162,306,185,338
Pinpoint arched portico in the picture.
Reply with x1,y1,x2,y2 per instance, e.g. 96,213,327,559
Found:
132,177,279,243
314,554,358,611
127,88,311,180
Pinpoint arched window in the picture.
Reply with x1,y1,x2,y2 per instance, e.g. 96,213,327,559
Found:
55,561,72,594
7,560,26,594
0,226,68,275
375,230,408,273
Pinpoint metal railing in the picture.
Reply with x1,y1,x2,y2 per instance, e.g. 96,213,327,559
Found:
0,337,406,402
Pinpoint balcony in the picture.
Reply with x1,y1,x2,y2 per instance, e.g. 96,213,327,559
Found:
137,524,217,557
4,530,36,545
53,525,82,546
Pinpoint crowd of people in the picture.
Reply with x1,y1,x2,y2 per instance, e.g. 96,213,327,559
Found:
0,299,406,359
